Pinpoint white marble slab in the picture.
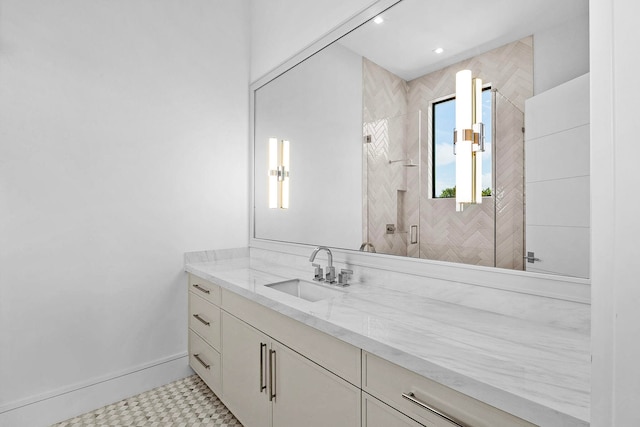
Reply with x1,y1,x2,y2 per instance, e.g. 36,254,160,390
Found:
184,247,249,265
185,253,590,427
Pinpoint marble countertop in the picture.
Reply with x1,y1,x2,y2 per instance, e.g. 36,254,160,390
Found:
185,256,590,427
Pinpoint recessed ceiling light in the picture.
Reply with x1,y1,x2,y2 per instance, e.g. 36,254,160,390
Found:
433,47,444,54
373,16,384,24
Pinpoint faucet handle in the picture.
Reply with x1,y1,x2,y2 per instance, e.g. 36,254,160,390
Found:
312,263,324,281
325,266,336,284
337,269,353,287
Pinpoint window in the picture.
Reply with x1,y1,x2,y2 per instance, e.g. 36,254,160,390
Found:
432,88,492,198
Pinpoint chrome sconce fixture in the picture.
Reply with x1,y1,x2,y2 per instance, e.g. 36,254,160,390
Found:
453,70,484,212
268,137,290,209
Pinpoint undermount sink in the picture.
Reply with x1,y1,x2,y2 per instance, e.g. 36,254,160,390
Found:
265,279,342,302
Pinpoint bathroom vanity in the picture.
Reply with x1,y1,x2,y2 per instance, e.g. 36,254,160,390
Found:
188,0,592,424
185,248,589,427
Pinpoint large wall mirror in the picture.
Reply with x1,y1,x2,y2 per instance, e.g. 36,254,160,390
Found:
253,0,590,279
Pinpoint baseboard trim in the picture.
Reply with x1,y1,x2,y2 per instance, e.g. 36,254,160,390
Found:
0,352,192,427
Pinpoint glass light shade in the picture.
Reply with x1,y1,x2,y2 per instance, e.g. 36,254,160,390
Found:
281,140,290,209
455,70,473,211
473,77,483,205
456,140,473,211
268,138,290,209
268,138,278,209
474,78,482,124
456,70,472,130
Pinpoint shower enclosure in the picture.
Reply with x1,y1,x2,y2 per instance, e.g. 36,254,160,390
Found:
362,90,525,270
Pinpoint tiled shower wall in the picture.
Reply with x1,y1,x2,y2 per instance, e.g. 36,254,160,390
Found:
363,38,532,268
362,59,411,256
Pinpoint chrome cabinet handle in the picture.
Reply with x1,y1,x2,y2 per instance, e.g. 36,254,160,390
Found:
402,392,466,427
193,353,210,370
259,343,267,392
268,349,276,401
192,314,210,326
192,284,210,294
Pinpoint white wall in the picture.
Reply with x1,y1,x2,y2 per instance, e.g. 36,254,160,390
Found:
250,0,378,82
254,43,363,249
0,0,250,425
591,0,640,426
534,10,590,94
525,74,590,278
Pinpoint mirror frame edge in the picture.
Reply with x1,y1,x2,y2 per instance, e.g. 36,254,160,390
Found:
248,0,591,304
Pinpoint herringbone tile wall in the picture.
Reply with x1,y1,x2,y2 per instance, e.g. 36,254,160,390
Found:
363,38,532,268
363,59,412,256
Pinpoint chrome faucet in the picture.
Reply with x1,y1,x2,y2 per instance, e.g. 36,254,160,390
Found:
359,242,376,253
309,246,336,283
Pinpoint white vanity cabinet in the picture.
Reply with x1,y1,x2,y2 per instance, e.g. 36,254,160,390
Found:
187,273,538,427
187,274,222,395
222,311,361,427
221,311,272,427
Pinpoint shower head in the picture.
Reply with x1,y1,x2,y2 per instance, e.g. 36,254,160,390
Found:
388,159,418,167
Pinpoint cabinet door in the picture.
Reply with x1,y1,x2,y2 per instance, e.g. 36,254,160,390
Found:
222,312,271,427
271,340,360,427
363,392,424,427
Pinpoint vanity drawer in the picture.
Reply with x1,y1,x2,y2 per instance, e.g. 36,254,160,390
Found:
362,352,536,427
363,392,425,427
189,329,221,395
188,291,221,351
188,273,221,306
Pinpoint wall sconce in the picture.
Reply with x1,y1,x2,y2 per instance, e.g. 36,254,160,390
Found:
268,138,290,209
454,70,484,212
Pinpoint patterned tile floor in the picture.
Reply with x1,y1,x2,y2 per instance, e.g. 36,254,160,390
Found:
52,375,242,426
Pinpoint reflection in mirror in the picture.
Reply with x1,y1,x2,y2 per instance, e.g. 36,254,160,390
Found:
254,42,363,249
253,0,590,278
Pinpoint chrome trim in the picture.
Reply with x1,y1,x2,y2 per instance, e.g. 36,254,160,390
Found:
192,314,210,326
410,225,418,244
193,353,210,370
192,284,210,294
359,242,377,253
260,343,267,392
337,269,353,287
402,392,466,427
523,251,541,263
269,349,276,401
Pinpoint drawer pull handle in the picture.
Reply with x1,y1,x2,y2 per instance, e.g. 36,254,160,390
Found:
192,284,210,294
268,349,276,401
402,392,466,427
259,343,267,392
193,353,210,370
192,314,210,326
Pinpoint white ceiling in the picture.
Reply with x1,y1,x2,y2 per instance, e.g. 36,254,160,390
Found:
338,0,589,81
